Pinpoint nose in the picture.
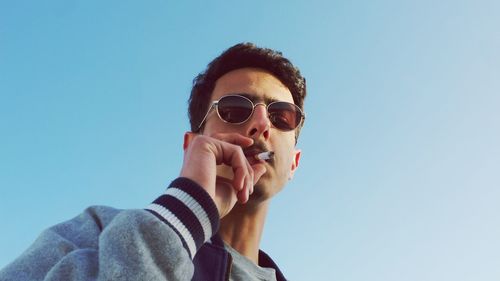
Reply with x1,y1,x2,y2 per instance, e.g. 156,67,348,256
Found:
246,103,270,141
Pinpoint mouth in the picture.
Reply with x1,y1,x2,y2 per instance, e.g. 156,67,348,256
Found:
255,151,274,161
243,146,274,165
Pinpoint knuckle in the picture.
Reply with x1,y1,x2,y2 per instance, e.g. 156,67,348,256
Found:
210,132,231,141
191,135,208,145
209,132,221,139
229,143,243,154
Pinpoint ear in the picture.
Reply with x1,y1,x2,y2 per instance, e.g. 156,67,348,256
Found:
183,132,197,151
289,149,301,180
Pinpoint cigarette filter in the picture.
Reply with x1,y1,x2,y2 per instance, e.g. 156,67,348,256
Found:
255,151,274,161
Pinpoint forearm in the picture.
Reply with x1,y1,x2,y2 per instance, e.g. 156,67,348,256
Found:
0,178,220,281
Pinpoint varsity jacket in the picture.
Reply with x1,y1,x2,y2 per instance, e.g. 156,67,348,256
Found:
0,177,286,281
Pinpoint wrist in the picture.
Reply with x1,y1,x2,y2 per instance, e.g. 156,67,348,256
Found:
146,177,219,259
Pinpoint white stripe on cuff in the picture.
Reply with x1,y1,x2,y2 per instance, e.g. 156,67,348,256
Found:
146,203,196,258
167,187,213,242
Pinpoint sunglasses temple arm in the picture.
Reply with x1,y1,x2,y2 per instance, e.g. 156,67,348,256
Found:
197,102,217,131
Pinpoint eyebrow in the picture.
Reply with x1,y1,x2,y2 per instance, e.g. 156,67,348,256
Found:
233,93,279,104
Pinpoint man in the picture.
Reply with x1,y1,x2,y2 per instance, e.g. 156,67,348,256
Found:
0,42,306,280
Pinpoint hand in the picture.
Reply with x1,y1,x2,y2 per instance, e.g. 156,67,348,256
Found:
180,132,267,218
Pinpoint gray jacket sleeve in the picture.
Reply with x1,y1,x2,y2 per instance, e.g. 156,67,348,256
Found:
0,177,220,281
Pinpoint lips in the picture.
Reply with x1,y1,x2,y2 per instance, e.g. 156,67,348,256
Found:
243,148,263,165
243,146,273,165
243,147,262,157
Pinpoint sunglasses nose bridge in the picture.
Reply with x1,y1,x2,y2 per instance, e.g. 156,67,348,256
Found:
252,102,271,118
246,102,272,140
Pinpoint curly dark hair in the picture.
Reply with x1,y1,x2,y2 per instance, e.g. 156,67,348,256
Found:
188,42,307,142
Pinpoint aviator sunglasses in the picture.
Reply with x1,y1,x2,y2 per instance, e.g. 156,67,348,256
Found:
197,94,305,132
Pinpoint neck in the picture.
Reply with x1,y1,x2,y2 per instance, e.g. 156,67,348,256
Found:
218,199,270,264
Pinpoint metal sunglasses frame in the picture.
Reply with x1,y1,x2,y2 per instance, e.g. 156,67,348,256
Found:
197,94,305,132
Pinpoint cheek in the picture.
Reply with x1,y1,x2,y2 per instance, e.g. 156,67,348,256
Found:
271,135,295,171
274,148,294,176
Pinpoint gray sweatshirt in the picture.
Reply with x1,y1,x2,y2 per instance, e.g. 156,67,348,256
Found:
0,178,287,281
0,178,220,280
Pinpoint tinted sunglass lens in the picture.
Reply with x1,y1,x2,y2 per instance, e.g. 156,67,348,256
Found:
218,96,253,123
268,102,302,131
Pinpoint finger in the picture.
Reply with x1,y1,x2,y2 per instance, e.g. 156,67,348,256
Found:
209,138,255,202
239,148,256,202
209,134,255,192
232,166,246,191
210,132,254,147
239,163,253,203
237,177,250,204
215,141,251,185
252,164,267,183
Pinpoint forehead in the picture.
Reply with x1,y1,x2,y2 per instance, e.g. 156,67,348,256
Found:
212,68,294,103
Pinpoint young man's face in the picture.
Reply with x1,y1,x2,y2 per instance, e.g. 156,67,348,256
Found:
202,67,301,202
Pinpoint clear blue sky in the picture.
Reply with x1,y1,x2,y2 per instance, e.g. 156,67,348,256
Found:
1,1,499,280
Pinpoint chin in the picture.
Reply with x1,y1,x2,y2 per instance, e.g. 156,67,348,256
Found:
250,179,284,202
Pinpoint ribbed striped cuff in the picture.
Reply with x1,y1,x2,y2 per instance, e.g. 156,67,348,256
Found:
145,177,220,259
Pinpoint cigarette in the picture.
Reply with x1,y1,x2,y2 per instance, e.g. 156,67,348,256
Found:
255,151,274,161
